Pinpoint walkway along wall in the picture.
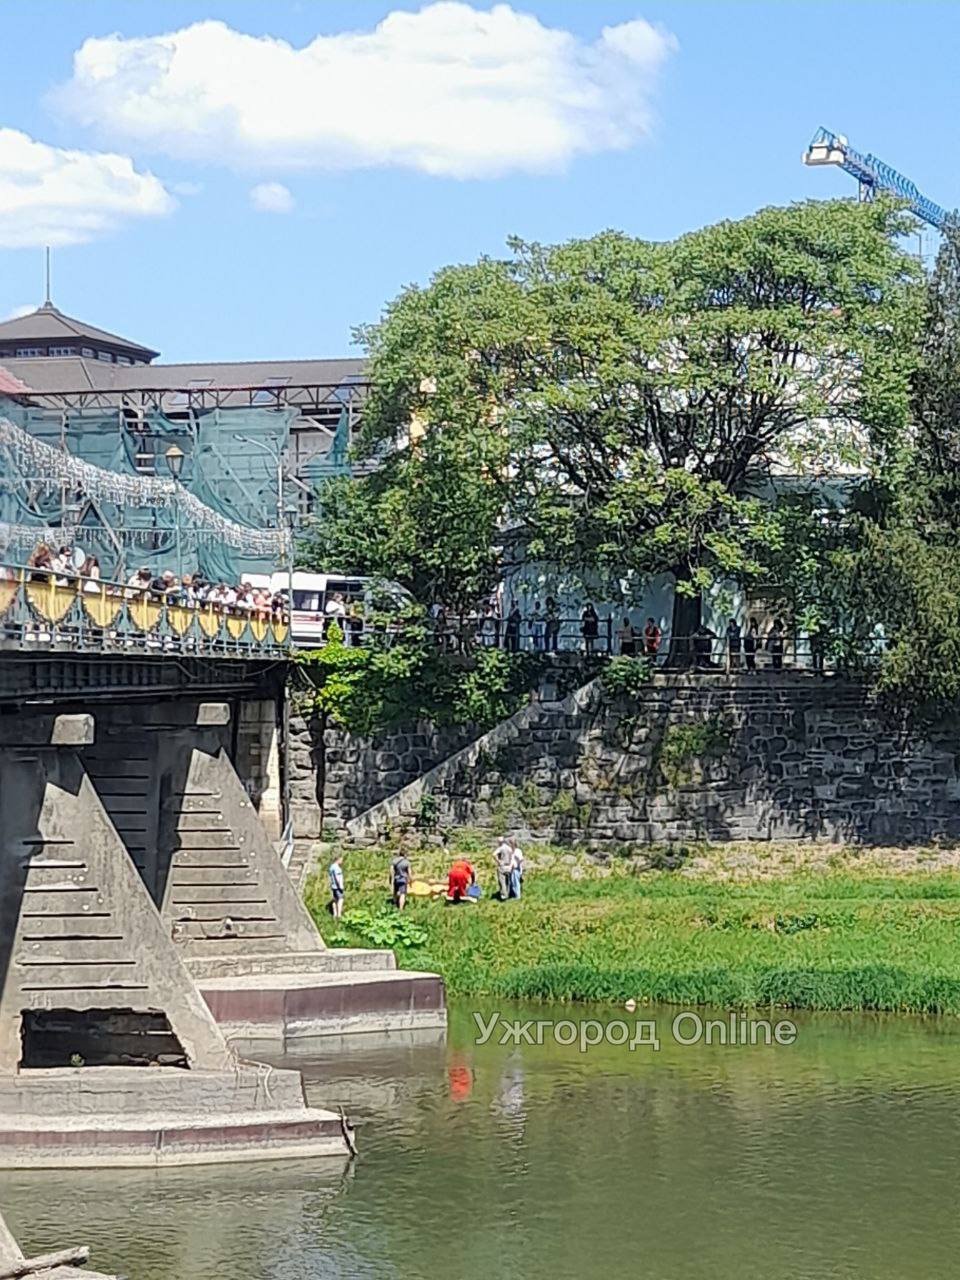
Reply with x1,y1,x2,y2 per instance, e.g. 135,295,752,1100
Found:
319,675,960,847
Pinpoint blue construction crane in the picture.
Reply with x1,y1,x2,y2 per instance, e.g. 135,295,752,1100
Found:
803,127,957,231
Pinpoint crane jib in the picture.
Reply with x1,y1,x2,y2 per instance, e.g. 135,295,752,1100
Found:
803,125,956,232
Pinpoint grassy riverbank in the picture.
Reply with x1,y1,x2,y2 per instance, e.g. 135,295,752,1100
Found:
305,841,960,1015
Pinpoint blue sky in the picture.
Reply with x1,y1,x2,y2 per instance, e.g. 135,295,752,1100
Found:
1,1,957,363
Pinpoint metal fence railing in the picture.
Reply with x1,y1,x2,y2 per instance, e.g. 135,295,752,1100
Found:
422,613,860,673
0,565,289,658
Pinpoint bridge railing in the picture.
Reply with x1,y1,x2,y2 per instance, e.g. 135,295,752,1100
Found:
0,567,289,658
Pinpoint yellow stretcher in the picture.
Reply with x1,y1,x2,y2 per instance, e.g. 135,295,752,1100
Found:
408,879,447,898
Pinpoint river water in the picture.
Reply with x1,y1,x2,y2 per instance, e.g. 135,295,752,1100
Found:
2,999,960,1279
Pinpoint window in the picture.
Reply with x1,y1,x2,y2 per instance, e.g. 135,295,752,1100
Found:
116,355,133,366
15,347,43,357
81,347,95,358
97,351,114,362
252,376,290,405
292,590,321,611
167,378,213,408
49,346,77,357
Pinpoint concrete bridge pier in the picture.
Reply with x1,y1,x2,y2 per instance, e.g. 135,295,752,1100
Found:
157,703,445,1051
0,712,348,1167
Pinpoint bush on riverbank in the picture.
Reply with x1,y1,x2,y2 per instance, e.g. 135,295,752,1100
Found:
304,842,960,1015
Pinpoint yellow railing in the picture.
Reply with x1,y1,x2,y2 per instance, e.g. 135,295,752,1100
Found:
0,567,289,655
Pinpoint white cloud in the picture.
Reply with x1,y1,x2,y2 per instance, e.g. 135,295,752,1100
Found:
54,4,677,179
3,304,36,320
0,127,175,248
250,181,294,213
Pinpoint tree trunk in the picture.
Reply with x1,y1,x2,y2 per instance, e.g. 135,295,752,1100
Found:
667,566,702,668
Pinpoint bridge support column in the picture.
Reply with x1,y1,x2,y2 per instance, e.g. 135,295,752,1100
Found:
158,705,446,1051
0,713,348,1167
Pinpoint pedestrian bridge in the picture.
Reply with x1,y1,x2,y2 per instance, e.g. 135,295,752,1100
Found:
0,565,288,658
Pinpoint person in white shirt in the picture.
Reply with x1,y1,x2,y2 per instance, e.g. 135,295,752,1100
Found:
328,855,345,919
220,584,238,609
126,567,152,599
509,837,524,900
80,555,102,595
324,591,347,637
493,837,514,901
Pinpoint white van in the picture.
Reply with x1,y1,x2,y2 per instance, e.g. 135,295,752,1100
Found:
250,571,413,647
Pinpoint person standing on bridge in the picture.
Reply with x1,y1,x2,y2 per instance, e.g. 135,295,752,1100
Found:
328,855,345,919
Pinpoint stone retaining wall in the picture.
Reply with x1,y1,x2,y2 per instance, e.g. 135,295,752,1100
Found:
288,711,480,837
335,676,960,847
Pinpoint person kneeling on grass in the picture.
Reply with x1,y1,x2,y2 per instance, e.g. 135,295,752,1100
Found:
329,854,345,919
447,858,476,904
391,851,411,910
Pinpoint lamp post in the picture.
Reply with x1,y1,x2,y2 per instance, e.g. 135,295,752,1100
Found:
164,443,185,579
235,434,292,603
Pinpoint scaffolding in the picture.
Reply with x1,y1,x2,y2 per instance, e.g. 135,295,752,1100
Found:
0,397,291,582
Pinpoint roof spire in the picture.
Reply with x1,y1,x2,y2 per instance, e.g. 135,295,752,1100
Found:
43,246,52,308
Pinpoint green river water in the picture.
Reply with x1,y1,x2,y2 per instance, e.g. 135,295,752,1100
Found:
2,999,959,1279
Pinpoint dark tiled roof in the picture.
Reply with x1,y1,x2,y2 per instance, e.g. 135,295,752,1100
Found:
0,355,367,394
0,304,159,359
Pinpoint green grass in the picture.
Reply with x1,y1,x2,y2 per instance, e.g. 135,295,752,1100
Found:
305,844,960,1015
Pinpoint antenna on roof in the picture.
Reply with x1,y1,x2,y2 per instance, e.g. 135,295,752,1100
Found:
43,246,52,307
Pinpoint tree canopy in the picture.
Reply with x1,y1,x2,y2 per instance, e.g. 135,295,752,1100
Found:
308,199,919,652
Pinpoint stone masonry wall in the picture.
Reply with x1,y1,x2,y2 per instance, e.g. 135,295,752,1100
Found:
339,676,960,847
288,711,480,838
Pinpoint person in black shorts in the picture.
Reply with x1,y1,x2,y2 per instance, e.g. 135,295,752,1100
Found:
391,851,412,911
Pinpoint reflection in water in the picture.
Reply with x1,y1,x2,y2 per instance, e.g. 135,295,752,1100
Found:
2,1002,960,1279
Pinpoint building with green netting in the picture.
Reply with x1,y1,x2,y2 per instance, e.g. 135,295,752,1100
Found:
0,302,366,581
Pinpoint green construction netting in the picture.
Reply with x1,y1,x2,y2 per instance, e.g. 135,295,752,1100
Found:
0,396,293,583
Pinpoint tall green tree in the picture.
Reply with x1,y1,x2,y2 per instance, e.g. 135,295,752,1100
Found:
834,224,960,722
309,201,919,657
913,226,960,469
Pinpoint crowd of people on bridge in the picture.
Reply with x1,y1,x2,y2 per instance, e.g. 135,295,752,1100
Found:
24,542,287,622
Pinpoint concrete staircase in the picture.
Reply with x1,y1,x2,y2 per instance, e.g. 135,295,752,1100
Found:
85,711,446,1051
344,678,600,843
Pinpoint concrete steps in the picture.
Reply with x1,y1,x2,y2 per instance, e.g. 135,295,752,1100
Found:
186,947,397,981
198,967,446,1051
0,1106,346,1167
0,1066,348,1167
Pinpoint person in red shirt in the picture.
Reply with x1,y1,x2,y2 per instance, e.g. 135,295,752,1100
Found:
643,617,662,658
447,858,476,903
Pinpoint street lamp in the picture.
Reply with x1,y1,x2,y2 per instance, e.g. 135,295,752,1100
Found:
165,444,185,578
235,434,291,602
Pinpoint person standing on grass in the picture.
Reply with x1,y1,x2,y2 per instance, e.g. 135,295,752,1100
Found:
508,837,525,900
329,854,345,919
391,850,411,911
494,836,514,901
